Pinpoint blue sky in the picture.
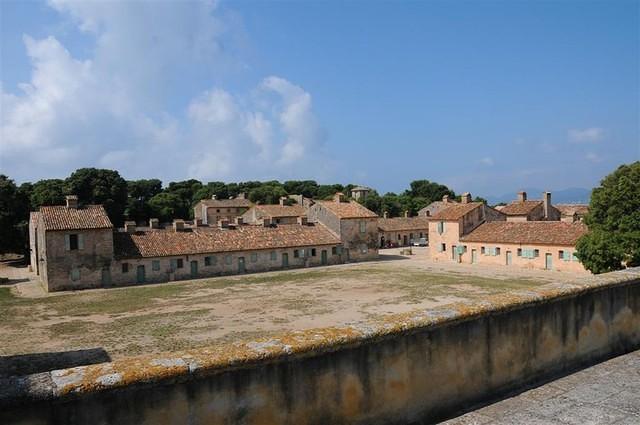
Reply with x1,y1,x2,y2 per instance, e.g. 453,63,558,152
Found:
1,0,638,197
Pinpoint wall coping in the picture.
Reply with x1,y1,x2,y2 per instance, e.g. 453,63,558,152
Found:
2,267,639,406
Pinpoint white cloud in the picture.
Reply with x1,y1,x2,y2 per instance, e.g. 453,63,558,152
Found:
1,1,329,182
568,127,604,144
478,157,494,166
585,152,602,163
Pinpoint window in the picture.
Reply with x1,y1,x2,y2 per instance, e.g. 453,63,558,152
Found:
251,253,258,263
558,250,564,260
419,232,423,238
437,222,444,234
410,233,414,240
152,260,160,271
332,247,337,255
70,268,80,281
216,209,220,213
170,259,177,271
294,250,300,258
65,233,83,251
359,221,366,234
122,263,129,273
534,249,540,258
481,247,485,255
311,248,317,256
572,252,579,262
495,247,501,256
225,255,232,265
270,251,277,261
517,248,522,257
440,243,446,252
397,235,401,240
204,256,212,266
177,259,184,268
562,251,571,262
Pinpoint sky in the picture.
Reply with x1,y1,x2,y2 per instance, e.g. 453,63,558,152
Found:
1,0,639,197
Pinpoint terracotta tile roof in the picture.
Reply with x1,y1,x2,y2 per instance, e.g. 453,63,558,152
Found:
39,205,113,231
316,200,378,219
555,204,589,216
500,200,543,216
417,200,458,215
378,217,431,232
429,202,483,221
254,204,306,218
114,223,341,259
197,198,252,208
460,221,588,246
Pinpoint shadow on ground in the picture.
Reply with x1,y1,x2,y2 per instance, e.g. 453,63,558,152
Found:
0,348,111,378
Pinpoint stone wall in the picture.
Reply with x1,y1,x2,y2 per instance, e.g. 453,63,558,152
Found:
2,268,638,424
340,218,379,261
109,244,342,286
379,229,428,248
43,228,114,292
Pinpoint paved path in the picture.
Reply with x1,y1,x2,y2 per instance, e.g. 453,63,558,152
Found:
443,350,640,424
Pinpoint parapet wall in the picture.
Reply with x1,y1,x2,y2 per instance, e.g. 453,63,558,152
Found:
2,268,639,424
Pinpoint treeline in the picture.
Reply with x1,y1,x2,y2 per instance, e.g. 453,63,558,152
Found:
0,167,467,254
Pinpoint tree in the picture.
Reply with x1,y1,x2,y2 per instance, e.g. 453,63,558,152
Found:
283,180,319,198
30,179,66,209
66,168,128,225
0,176,27,254
125,179,162,222
405,180,455,205
148,192,184,222
575,161,640,273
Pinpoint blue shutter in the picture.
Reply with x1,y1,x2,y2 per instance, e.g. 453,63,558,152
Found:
64,234,70,251
78,234,84,250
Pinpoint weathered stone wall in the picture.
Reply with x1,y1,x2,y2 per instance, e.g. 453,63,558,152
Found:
4,270,637,425
307,203,341,236
339,218,379,261
109,244,342,286
44,228,114,292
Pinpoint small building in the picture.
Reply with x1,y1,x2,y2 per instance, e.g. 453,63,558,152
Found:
193,194,252,225
555,204,589,223
350,186,371,201
458,221,588,273
500,191,560,222
241,199,306,225
377,216,431,248
308,193,379,262
417,195,458,217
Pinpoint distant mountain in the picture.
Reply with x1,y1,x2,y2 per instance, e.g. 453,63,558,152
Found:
486,187,591,205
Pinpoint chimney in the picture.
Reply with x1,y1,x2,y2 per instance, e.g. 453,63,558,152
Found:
517,191,527,202
333,192,345,203
237,192,246,200
217,219,229,229
235,217,243,226
404,210,409,218
262,217,271,227
279,196,287,206
461,192,472,204
149,218,160,229
173,219,185,232
124,221,136,233
297,216,308,225
383,211,388,219
442,195,450,203
543,192,552,220
211,194,217,200
65,195,78,209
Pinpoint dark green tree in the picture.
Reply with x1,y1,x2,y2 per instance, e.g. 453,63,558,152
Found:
125,179,162,222
148,192,184,222
317,184,344,200
0,176,28,254
283,180,319,198
576,162,640,273
30,179,66,209
65,168,128,225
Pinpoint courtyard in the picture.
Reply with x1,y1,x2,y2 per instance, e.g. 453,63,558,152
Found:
0,248,577,362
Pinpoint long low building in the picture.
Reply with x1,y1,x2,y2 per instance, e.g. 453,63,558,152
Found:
30,196,347,291
377,216,430,247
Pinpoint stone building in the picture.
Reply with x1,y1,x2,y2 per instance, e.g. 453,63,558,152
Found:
555,204,589,223
417,195,458,217
500,191,561,222
350,186,371,201
241,200,306,225
193,194,251,225
428,193,588,272
308,193,379,261
377,216,431,247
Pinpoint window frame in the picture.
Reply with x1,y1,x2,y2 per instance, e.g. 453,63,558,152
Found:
122,263,129,273
152,260,160,271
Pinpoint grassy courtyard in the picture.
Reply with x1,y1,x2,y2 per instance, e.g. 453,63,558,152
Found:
0,254,558,362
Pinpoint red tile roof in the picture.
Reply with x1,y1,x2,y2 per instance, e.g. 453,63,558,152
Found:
500,200,543,216
254,204,306,218
378,217,431,232
460,221,588,246
429,202,483,221
114,223,341,259
39,205,113,231
316,200,378,219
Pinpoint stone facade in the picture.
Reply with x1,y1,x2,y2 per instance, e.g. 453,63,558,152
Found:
193,194,251,225
377,217,430,248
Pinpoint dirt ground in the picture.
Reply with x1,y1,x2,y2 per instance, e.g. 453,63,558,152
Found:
0,248,579,361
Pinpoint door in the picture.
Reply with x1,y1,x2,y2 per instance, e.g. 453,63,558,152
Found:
190,260,198,278
101,267,111,287
545,253,552,270
452,245,457,260
321,250,328,265
282,253,289,267
238,257,246,273
136,265,145,284
471,249,477,264
506,251,512,266
403,235,408,246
